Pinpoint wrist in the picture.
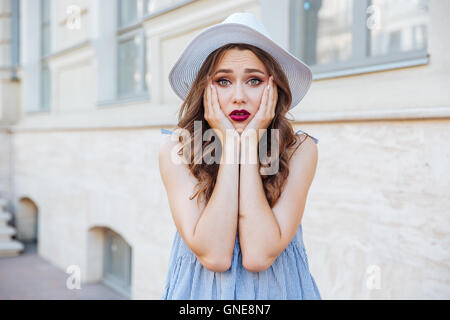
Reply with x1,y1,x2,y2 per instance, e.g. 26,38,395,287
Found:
240,133,259,165
241,128,267,142
220,133,240,164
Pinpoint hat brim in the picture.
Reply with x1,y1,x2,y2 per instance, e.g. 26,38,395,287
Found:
168,23,312,110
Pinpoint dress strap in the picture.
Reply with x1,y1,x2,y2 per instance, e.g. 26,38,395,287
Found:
161,128,174,135
295,129,319,144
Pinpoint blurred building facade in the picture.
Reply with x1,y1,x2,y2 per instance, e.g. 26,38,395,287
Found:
0,0,449,299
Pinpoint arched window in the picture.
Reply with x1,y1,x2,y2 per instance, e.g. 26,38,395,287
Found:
103,228,132,297
16,197,38,252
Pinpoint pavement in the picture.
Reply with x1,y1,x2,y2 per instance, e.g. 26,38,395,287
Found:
0,242,128,300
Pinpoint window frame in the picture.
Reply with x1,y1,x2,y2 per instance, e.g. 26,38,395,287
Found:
118,0,141,30
289,0,430,80
11,0,20,80
116,0,148,100
103,229,132,298
40,0,51,111
117,28,147,100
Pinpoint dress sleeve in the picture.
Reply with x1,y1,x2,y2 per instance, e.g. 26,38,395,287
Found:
295,129,319,144
161,128,174,135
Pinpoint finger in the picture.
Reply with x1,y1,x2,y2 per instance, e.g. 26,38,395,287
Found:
272,80,278,114
211,82,220,115
261,77,270,113
210,83,229,139
210,78,214,106
204,81,209,119
204,80,208,111
206,78,213,119
267,76,274,116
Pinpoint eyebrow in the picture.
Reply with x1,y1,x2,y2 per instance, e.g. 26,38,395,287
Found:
213,68,266,76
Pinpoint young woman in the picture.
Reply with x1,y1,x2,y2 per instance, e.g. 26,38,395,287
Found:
159,12,321,299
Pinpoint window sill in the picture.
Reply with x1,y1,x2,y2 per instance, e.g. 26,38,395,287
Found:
97,93,150,108
293,106,450,123
312,56,430,81
25,108,51,115
41,40,91,61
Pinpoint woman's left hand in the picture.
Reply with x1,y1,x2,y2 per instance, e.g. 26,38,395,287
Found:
241,75,277,141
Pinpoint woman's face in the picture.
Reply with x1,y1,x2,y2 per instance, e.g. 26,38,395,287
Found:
211,48,270,134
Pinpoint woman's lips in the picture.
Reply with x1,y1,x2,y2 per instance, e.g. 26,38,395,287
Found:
230,114,250,122
230,109,250,122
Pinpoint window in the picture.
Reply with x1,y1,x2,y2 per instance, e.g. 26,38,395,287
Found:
145,0,196,17
117,0,147,99
40,0,51,110
41,63,51,109
118,0,196,25
368,0,428,56
11,0,20,80
291,0,429,79
103,229,132,298
115,0,196,100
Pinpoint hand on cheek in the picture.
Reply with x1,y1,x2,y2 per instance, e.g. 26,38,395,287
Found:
242,75,277,139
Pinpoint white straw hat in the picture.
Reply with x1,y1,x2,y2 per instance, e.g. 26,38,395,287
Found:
168,12,312,110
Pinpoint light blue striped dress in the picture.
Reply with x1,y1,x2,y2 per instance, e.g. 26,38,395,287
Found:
160,128,321,300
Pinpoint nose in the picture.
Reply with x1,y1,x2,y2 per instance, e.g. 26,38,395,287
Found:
232,82,247,105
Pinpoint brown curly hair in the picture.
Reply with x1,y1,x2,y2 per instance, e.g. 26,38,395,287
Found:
173,43,308,209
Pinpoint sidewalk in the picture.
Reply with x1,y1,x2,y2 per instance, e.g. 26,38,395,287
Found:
0,243,128,300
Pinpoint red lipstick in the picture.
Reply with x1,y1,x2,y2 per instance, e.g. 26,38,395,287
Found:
229,109,250,122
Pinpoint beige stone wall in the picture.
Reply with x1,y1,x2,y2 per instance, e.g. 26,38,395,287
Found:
0,128,11,198
0,0,11,67
12,128,174,299
0,0,20,125
301,119,450,299
50,45,96,113
0,79,20,124
53,0,90,52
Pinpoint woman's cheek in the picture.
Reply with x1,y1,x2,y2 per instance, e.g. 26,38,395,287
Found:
216,91,226,107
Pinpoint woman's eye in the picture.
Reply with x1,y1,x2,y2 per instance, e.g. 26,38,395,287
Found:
249,78,262,86
216,78,262,86
217,79,229,86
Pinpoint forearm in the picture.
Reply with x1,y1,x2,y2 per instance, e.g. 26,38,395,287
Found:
193,136,240,265
238,134,281,268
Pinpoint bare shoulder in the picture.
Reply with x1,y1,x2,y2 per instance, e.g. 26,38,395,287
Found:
159,134,178,154
296,133,318,152
158,133,199,189
158,134,183,168
289,133,318,169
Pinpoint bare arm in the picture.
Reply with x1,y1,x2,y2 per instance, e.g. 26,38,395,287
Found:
159,134,240,272
238,134,318,272
191,135,240,271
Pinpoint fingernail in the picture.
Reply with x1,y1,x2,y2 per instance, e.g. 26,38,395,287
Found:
210,84,214,89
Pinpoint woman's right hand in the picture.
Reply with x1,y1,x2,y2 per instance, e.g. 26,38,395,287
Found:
203,76,237,144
